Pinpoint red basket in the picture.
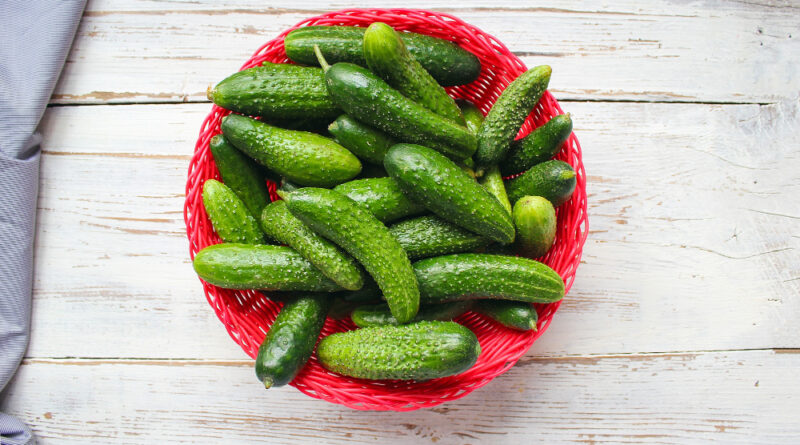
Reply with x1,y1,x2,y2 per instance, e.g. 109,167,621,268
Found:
185,8,588,411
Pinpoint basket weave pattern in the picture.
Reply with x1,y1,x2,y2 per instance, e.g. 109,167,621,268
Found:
184,8,588,411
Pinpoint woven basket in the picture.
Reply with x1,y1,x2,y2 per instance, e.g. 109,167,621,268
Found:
184,8,588,411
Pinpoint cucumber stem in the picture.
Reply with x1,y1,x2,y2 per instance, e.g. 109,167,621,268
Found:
263,377,273,389
275,189,290,200
313,45,330,72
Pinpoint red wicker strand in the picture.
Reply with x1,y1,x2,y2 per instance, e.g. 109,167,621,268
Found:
184,8,588,411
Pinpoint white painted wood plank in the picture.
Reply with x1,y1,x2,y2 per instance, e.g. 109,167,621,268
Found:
2,350,799,443
51,0,800,104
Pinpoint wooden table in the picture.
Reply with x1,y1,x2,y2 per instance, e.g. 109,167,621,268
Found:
2,1,798,443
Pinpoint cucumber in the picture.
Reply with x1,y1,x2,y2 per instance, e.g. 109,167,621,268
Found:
475,66,552,171
513,196,557,258
221,114,361,187
208,62,339,120
333,177,426,223
351,301,472,327
284,26,481,86
457,99,484,134
505,160,577,206
474,300,538,331
255,293,329,388
209,135,271,217
413,253,564,304
356,163,389,179
389,215,489,260
284,188,420,324
384,144,514,244
502,113,573,176
316,321,480,380
320,61,476,161
479,165,512,215
202,179,265,244
328,115,395,165
364,23,464,125
260,201,364,290
338,279,383,304
193,243,343,291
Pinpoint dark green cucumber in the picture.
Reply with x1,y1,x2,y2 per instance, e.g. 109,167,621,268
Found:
284,26,481,86
333,177,426,223
413,253,564,304
321,62,476,161
457,99,484,134
209,135,271,217
513,196,557,258
193,243,343,291
384,144,514,244
202,179,265,244
260,201,364,290
505,160,577,206
502,113,573,176
338,278,383,304
475,300,538,331
255,293,330,388
221,114,361,187
208,62,339,120
351,301,472,327
328,115,395,165
475,66,552,171
317,321,480,380
389,215,489,260
284,188,420,324
356,163,389,179
364,23,464,125
479,165,512,215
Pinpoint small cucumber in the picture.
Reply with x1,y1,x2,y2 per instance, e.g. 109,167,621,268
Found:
284,188,420,324
193,243,343,291
284,26,481,86
364,23,464,125
208,62,339,120
384,144,515,244
502,113,573,176
260,201,364,290
479,165,513,215
505,160,577,207
389,215,490,260
474,300,538,331
413,253,564,304
475,66,552,171
351,301,472,328
317,321,481,380
328,115,395,165
255,293,330,388
457,99,484,134
202,179,265,244
209,135,271,217
221,114,361,187
333,177,426,223
513,196,557,258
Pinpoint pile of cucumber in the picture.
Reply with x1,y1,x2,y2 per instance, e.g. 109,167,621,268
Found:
195,23,577,388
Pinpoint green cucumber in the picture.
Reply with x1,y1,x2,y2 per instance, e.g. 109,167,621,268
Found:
513,196,557,258
193,243,343,291
328,115,395,165
317,321,480,380
333,177,426,223
505,160,577,206
255,293,330,388
202,179,265,244
338,279,383,304
260,201,364,290
475,300,538,331
364,23,464,125
475,66,552,171
351,301,472,327
479,165,512,215
384,144,514,244
221,114,361,187
356,163,389,179
457,99,484,134
413,253,564,304
284,188,420,324
502,113,573,176
208,62,339,120
209,135,271,217
284,26,481,86
389,215,489,260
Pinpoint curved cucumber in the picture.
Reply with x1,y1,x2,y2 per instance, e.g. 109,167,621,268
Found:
328,115,396,165
502,113,573,176
475,300,538,331
221,114,361,187
513,196,557,258
260,201,364,290
479,165,512,215
284,188,419,324
317,321,481,380
202,179,265,244
209,135,271,217
333,177,426,223
505,160,576,207
351,301,472,328
389,215,489,260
